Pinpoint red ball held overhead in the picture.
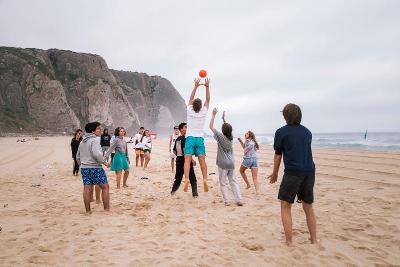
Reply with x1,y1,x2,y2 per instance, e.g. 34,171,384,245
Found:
199,69,207,78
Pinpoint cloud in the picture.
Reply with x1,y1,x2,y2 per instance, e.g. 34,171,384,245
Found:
0,0,399,132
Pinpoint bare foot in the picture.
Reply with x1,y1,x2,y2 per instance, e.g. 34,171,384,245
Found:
183,180,189,192
123,185,128,188
96,200,101,204
246,184,251,189
224,202,230,206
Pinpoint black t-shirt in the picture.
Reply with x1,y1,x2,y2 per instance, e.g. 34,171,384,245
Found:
101,134,111,147
273,124,315,176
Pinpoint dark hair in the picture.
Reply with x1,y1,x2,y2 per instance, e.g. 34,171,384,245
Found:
140,126,145,130
114,127,126,137
178,122,187,131
221,123,233,141
103,129,108,135
85,122,101,133
141,130,149,142
73,129,82,139
193,98,202,112
173,126,179,130
247,131,260,150
282,103,302,125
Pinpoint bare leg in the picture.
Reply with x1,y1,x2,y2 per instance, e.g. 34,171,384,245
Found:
239,165,251,189
83,185,93,213
144,153,151,169
99,183,110,211
171,158,175,172
89,186,94,202
198,155,208,192
135,154,139,167
302,203,318,244
251,168,260,194
281,201,293,246
115,170,122,189
183,155,192,192
95,185,101,203
140,154,144,167
123,170,129,187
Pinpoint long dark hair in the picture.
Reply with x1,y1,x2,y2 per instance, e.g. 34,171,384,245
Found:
73,129,82,140
103,128,109,135
221,123,233,141
247,131,260,150
141,130,149,142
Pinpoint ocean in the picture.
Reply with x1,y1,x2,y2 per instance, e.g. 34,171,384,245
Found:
256,132,400,152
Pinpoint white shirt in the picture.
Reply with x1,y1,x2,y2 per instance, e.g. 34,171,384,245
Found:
133,133,142,149
170,133,179,150
141,136,152,150
186,105,208,138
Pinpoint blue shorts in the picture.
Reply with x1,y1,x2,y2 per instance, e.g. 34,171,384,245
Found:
184,136,206,156
81,168,108,185
242,157,258,169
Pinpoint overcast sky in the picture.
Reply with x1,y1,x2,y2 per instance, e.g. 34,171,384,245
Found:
1,0,399,133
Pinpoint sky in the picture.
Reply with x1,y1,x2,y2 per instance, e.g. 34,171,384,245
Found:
0,0,399,133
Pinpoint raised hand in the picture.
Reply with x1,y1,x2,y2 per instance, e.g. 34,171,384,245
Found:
212,107,218,116
222,111,226,123
204,78,210,88
194,78,201,88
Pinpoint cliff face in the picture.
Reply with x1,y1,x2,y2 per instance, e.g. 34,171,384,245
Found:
0,47,186,135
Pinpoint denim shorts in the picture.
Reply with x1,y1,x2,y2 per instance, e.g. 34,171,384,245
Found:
81,168,108,185
184,136,206,156
242,157,258,169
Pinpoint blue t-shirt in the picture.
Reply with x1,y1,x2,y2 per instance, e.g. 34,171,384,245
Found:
273,124,315,176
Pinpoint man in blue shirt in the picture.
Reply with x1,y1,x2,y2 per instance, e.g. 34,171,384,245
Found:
268,103,317,246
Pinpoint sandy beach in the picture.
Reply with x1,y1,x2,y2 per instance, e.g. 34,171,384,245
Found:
0,136,399,266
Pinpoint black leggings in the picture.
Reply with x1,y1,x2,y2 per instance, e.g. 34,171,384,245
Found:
73,158,79,174
171,158,198,196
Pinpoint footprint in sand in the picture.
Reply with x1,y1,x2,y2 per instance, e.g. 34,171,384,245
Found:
241,241,265,252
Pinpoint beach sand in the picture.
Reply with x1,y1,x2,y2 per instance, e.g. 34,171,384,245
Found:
0,136,399,266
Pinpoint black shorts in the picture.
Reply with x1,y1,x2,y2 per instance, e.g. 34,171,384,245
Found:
278,173,315,204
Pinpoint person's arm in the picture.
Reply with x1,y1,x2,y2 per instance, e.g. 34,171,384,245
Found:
209,107,218,131
103,139,117,163
222,111,227,124
268,129,283,183
76,145,81,165
145,140,152,149
92,140,104,165
188,78,201,105
237,137,245,149
268,154,282,183
169,135,172,152
204,78,210,109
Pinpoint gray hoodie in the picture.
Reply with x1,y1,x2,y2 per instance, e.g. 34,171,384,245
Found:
76,134,104,169
212,129,235,170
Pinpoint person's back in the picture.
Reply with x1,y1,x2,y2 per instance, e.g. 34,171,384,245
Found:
77,134,103,168
274,124,315,176
186,105,208,138
213,129,234,170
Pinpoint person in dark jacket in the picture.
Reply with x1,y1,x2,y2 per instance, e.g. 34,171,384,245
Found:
100,129,111,156
171,123,198,197
70,129,82,176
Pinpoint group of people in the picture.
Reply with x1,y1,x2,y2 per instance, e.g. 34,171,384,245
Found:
71,77,317,246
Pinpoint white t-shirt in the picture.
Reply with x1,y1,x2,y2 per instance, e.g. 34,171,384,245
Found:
170,133,179,150
186,105,208,138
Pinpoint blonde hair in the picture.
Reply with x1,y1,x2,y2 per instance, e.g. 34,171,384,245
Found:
247,131,259,150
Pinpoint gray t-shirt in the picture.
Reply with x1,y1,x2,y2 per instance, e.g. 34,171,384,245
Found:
212,129,235,170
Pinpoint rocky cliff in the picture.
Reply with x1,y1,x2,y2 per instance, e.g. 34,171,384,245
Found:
0,47,186,135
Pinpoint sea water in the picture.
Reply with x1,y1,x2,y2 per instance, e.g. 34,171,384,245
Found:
256,132,400,152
